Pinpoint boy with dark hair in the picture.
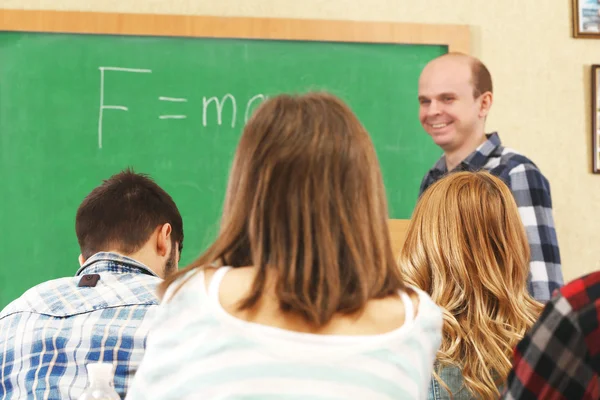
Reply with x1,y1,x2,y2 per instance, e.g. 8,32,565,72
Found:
0,169,183,399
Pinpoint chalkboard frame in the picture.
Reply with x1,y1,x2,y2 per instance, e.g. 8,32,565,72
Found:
0,8,470,254
0,9,470,52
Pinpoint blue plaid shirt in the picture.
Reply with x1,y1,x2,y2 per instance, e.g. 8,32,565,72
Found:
0,252,161,399
419,133,563,302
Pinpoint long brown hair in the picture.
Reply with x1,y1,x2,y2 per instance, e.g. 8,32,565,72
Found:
162,92,405,327
400,171,543,399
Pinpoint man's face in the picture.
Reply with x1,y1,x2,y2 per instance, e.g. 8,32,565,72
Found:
418,58,484,153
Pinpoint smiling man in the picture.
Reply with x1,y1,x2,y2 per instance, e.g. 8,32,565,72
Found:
417,53,563,302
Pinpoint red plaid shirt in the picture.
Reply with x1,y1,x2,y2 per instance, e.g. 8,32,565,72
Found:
502,271,600,399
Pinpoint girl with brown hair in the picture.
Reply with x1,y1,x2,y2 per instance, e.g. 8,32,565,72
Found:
127,92,443,400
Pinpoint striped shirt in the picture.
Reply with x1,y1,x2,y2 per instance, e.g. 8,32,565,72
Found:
126,267,443,400
0,252,161,399
419,132,563,302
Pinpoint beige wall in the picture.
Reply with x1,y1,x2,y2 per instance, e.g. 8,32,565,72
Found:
2,0,599,282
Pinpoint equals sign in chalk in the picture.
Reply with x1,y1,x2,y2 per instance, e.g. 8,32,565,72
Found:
159,96,188,119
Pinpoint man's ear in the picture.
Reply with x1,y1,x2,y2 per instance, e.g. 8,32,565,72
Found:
156,223,173,257
478,91,493,118
78,254,86,267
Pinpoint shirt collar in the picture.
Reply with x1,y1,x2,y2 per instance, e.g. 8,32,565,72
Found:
431,132,502,173
75,252,159,278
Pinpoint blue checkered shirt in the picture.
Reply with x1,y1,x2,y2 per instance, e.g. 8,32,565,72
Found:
0,252,161,399
419,133,563,302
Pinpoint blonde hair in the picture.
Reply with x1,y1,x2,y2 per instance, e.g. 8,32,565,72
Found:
400,171,543,399
162,92,405,327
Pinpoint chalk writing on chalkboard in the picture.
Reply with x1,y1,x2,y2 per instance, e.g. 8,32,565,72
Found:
97,66,266,149
159,96,188,120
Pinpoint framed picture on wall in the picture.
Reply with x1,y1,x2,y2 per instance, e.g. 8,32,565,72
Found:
593,65,600,173
573,0,600,38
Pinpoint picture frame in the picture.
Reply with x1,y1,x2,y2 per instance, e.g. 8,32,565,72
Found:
573,0,600,38
593,65,600,173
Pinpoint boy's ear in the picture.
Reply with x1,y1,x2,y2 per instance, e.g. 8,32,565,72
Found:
156,223,172,257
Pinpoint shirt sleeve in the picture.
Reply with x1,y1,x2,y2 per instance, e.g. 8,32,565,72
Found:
502,295,596,399
507,163,563,302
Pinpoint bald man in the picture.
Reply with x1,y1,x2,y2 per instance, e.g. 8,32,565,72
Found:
417,53,563,302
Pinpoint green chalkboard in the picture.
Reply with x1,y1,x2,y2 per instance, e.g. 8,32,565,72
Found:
0,31,444,308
